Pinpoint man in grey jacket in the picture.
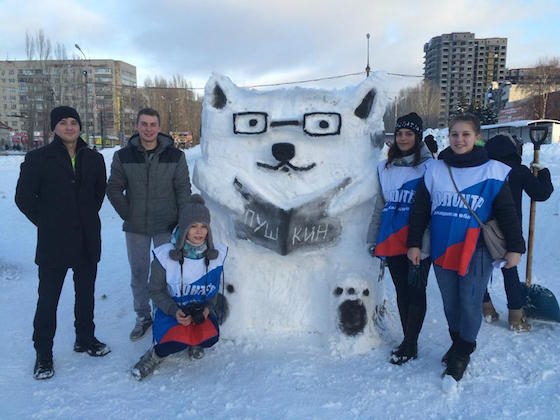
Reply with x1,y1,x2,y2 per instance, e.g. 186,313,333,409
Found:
107,108,191,340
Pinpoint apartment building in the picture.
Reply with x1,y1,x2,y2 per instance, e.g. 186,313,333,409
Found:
424,32,507,126
0,59,137,145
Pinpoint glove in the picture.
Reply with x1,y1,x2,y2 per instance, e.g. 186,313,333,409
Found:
531,162,544,171
408,260,427,289
424,135,438,154
368,245,376,257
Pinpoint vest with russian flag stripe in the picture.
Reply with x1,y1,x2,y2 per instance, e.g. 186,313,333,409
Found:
152,242,227,307
375,158,435,257
424,159,510,275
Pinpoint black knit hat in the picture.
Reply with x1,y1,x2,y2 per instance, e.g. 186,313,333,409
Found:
169,194,218,261
50,106,82,131
395,112,423,141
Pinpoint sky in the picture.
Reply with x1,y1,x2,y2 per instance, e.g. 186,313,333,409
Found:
2,0,560,93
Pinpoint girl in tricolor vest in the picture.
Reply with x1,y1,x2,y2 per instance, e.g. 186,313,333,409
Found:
367,112,435,365
407,113,525,383
131,194,227,380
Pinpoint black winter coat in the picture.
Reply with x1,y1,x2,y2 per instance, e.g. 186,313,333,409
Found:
485,136,553,221
15,136,107,267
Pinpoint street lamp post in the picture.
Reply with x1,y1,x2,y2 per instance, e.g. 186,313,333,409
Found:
394,95,404,125
99,102,105,149
168,99,172,133
162,96,180,134
366,33,371,77
74,44,90,146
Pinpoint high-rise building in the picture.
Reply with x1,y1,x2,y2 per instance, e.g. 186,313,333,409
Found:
424,32,507,126
0,59,137,146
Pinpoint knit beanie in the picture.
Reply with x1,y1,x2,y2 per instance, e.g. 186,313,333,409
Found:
50,106,82,131
169,194,218,261
395,112,423,142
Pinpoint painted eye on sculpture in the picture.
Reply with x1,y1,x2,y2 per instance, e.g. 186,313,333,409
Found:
233,112,268,134
303,113,341,136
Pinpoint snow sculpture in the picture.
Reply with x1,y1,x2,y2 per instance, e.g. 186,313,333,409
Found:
193,73,389,351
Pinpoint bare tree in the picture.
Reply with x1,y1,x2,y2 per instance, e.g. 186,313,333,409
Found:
54,43,68,60
139,74,201,145
519,57,560,119
25,32,36,60
383,81,441,131
36,30,52,61
22,30,56,149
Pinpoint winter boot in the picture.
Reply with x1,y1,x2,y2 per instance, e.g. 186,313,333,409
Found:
509,309,531,332
482,300,499,323
188,346,205,360
131,347,162,380
130,315,153,341
441,330,460,366
33,353,54,380
443,337,476,382
389,341,417,365
74,337,111,357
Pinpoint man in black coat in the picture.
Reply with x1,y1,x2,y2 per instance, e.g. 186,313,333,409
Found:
482,133,554,331
15,106,110,380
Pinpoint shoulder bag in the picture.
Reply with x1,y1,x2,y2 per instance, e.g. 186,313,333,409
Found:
446,165,507,260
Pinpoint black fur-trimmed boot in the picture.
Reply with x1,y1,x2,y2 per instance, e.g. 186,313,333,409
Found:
390,303,426,365
441,330,460,366
389,341,417,365
443,337,476,382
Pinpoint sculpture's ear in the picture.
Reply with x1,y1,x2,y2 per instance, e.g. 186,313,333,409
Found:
211,84,227,109
352,74,387,121
205,74,238,110
354,88,376,120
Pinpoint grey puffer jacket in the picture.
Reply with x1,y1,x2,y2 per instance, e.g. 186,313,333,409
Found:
107,133,191,235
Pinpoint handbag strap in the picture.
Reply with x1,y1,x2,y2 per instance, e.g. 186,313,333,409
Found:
446,165,484,227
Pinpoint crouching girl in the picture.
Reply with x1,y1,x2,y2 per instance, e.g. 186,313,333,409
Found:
132,194,227,380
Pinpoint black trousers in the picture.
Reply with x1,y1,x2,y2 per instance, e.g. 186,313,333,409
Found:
386,254,431,345
33,261,97,355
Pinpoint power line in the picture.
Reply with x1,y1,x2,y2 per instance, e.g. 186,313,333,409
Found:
242,71,365,88
387,72,424,78
4,67,424,93
209,70,424,89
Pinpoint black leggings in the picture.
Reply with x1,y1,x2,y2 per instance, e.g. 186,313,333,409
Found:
386,255,431,344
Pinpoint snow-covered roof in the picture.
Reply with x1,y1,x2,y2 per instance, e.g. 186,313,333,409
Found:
482,119,560,130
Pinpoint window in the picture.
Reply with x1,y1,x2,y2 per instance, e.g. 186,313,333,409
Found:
94,67,112,74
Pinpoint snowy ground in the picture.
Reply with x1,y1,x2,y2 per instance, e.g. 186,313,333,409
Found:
0,144,559,419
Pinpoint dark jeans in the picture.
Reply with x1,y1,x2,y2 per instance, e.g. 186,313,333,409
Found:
33,261,97,355
483,266,523,310
434,246,493,343
386,255,431,345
